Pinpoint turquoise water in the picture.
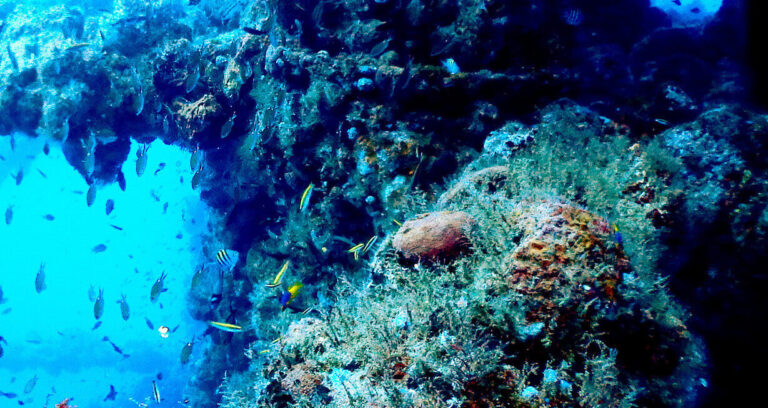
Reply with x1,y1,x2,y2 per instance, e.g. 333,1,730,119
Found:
0,134,209,406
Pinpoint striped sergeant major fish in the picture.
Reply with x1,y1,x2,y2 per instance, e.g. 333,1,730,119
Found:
215,249,239,271
561,8,584,26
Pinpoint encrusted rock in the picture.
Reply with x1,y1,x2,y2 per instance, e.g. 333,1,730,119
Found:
482,121,536,157
392,211,475,261
439,165,512,206
507,202,629,309
281,362,323,398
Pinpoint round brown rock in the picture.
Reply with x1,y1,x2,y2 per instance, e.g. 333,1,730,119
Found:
392,211,475,261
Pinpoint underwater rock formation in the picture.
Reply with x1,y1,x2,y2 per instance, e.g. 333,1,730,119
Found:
392,211,474,261
221,157,704,408
2,1,766,407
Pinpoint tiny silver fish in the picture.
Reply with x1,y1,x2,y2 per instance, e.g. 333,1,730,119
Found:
13,169,23,185
35,263,46,293
185,67,200,94
221,114,236,139
134,89,145,116
94,288,104,320
190,148,203,171
191,167,203,190
136,145,149,177
118,294,130,321
87,184,97,207
23,375,37,394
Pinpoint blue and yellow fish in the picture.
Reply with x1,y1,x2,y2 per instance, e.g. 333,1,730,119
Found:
280,283,303,310
612,223,623,247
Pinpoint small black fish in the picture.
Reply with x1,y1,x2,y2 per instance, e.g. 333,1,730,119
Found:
672,0,681,5
117,170,127,191
369,37,390,57
0,392,16,399
105,199,115,215
43,142,50,155
92,321,103,330
154,162,166,175
163,202,168,213
144,317,154,330
6,44,18,71
37,169,47,178
92,244,107,253
103,385,117,401
242,27,267,35
156,372,163,380
43,214,55,221
106,338,125,356
13,169,23,185
99,30,105,41
110,224,124,231
690,7,700,13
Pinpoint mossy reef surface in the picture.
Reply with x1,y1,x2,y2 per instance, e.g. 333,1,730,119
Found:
2,0,767,407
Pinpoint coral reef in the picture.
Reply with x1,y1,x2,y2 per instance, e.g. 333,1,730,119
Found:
226,156,704,407
2,0,767,406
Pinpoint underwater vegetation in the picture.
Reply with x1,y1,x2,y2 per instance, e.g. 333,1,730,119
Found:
2,0,768,407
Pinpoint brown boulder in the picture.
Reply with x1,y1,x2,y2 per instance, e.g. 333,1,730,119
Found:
392,211,475,261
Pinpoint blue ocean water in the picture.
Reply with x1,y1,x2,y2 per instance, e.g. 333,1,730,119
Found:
1,134,209,406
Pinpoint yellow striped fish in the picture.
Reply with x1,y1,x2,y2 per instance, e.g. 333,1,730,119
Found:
347,243,364,260
215,249,239,270
362,235,378,254
347,243,364,253
298,183,314,212
208,321,244,332
266,261,289,288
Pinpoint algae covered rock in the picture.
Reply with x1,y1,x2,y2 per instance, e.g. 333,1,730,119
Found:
392,211,475,261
